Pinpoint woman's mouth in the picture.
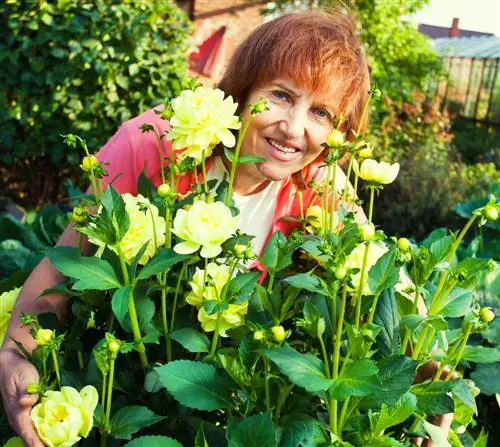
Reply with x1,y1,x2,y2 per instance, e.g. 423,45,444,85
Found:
265,138,301,161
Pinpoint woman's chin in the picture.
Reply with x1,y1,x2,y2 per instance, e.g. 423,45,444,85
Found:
257,162,299,182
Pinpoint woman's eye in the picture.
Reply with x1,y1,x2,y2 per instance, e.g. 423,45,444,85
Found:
271,90,288,101
314,108,332,121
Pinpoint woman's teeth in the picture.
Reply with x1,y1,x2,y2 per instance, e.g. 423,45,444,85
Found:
268,138,298,154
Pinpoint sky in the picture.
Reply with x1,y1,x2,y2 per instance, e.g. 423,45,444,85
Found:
410,0,500,36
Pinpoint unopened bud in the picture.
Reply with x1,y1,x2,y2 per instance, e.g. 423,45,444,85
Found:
479,307,495,323
271,325,286,343
26,383,40,394
80,155,98,172
108,340,120,355
397,238,410,251
234,244,247,256
35,329,55,346
157,183,172,198
326,129,345,148
253,330,265,341
358,144,373,159
484,204,498,221
72,207,86,224
359,223,375,241
334,266,347,280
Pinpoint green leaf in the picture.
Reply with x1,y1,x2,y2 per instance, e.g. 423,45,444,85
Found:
237,155,266,165
47,246,121,290
280,414,327,447
374,392,416,434
282,273,329,296
226,271,260,304
169,328,210,353
361,356,417,408
367,436,404,447
422,420,451,447
471,363,500,395
137,249,190,280
411,380,455,415
226,413,278,447
451,379,477,415
472,430,488,447
368,247,399,295
437,288,472,318
331,359,384,401
155,360,233,410
224,147,235,162
260,231,285,273
110,406,165,440
262,344,332,393
461,346,500,363
112,287,130,330
373,288,400,356
428,235,453,266
101,185,130,243
123,436,183,447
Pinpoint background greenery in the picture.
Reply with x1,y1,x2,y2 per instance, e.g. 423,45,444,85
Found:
0,0,191,208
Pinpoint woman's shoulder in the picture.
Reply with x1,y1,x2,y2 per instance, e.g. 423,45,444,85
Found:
120,106,170,139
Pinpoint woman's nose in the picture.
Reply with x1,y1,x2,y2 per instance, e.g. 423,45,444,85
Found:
280,106,307,139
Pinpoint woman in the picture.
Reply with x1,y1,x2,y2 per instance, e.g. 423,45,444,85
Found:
0,9,371,446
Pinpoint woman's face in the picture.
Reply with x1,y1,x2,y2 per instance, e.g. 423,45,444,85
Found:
235,77,338,189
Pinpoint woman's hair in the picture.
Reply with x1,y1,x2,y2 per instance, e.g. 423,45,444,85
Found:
218,8,371,136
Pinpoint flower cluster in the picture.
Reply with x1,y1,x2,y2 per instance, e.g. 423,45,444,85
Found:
0,287,20,345
172,200,240,258
167,86,241,162
90,193,166,264
31,385,98,447
187,263,248,336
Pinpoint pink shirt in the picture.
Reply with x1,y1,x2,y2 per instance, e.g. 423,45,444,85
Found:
96,108,329,272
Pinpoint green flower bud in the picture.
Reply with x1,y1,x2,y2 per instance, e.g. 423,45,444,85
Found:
79,155,98,172
359,223,375,241
253,330,265,341
479,307,495,323
26,383,40,394
404,252,412,263
326,129,345,148
484,204,498,221
397,237,411,251
249,98,269,116
157,183,172,198
334,266,347,280
108,340,120,355
234,244,247,255
35,329,55,346
72,207,86,224
271,325,286,342
358,144,373,159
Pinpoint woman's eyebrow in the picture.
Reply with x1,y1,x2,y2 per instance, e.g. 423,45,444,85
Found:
271,81,299,97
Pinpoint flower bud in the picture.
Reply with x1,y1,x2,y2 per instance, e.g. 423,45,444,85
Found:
253,330,265,341
35,329,55,346
479,307,495,323
72,207,86,224
334,266,347,280
359,223,375,241
108,340,120,355
358,144,373,159
234,244,247,256
249,98,269,116
79,155,98,172
484,204,498,221
271,325,286,343
26,383,40,394
157,183,172,198
404,252,412,263
326,129,345,148
397,238,411,251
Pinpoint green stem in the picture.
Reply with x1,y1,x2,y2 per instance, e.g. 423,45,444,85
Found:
401,284,420,354
445,324,473,380
153,128,166,184
354,243,370,329
340,156,355,207
339,397,360,433
421,327,437,357
264,358,271,413
329,163,338,233
201,153,208,194
319,334,331,378
101,373,107,422
51,349,61,388
367,290,383,324
323,164,333,235
367,187,375,222
412,324,429,360
104,358,115,432
170,263,188,331
226,117,252,205
209,314,221,357
147,203,158,256
162,285,171,361
77,350,84,370
117,247,148,367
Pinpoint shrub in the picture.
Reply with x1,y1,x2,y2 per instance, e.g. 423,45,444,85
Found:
0,0,191,207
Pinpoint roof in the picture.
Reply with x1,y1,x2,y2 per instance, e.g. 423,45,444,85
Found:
419,24,493,39
433,36,500,59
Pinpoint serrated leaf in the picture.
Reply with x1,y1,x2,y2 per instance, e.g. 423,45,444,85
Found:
280,414,326,447
331,359,384,401
110,406,165,440
226,271,260,304
260,231,285,273
411,380,455,415
226,413,278,447
169,328,210,353
437,288,472,318
471,363,500,395
461,346,500,363
101,185,130,242
137,249,190,280
368,247,399,295
428,235,453,266
47,246,121,290
374,392,416,434
155,360,233,410
373,288,400,356
451,379,477,415
123,436,183,447
282,273,329,296
262,344,332,393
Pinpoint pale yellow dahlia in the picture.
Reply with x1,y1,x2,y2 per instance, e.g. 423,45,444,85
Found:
167,86,241,162
172,200,240,258
31,385,98,447
90,193,166,264
0,287,20,345
353,159,400,185
197,302,248,337
186,263,230,306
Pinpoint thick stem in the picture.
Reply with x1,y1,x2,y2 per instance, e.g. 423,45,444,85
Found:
412,324,429,360
319,334,331,378
226,117,252,205
51,349,61,388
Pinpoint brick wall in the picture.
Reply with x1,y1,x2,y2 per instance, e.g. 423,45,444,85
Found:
188,0,266,84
